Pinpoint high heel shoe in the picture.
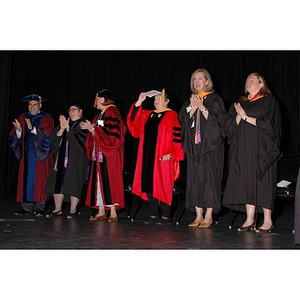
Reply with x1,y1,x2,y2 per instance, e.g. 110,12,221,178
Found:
237,221,256,232
255,223,275,234
188,221,201,227
198,219,213,229
46,210,63,218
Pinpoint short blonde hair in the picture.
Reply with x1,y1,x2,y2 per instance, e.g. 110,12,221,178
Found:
190,68,214,93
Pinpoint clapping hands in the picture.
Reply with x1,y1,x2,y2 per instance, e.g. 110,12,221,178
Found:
59,115,69,131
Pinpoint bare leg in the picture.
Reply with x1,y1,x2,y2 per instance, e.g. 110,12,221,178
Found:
110,205,117,218
236,204,256,231
53,193,64,213
188,206,203,226
203,207,213,224
70,196,79,214
239,204,256,227
95,205,106,217
107,205,118,222
257,207,273,230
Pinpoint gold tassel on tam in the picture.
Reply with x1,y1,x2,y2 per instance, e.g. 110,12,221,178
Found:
162,88,166,103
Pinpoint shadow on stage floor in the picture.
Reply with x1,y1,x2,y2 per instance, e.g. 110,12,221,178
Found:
0,195,299,250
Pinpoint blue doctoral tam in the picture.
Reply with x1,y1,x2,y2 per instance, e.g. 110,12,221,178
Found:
22,94,47,103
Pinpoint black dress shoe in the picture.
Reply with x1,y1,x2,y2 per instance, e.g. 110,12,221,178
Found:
45,210,63,218
14,209,32,215
34,210,45,217
255,224,275,234
144,215,159,224
237,221,256,232
157,217,171,225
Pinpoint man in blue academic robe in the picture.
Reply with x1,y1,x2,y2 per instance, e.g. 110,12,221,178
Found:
9,94,54,215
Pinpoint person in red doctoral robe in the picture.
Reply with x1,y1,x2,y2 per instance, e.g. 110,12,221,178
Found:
9,94,54,216
127,89,184,223
80,89,126,222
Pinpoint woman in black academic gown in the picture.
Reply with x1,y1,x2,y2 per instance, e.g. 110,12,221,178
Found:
45,101,89,218
179,68,226,228
223,73,281,233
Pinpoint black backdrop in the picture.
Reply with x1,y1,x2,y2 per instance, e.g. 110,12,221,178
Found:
1,50,299,202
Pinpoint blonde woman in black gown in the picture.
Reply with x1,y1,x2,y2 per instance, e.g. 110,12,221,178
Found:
223,73,281,233
179,69,226,228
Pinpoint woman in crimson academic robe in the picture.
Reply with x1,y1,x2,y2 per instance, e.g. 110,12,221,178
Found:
127,89,184,223
179,68,226,228
80,89,126,222
222,73,281,233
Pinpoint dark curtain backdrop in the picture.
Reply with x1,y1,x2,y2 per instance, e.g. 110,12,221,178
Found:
1,50,299,202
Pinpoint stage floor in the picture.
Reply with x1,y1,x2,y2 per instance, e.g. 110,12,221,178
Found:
1,196,299,250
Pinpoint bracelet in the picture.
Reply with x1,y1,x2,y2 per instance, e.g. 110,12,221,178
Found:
244,116,248,121
200,108,207,114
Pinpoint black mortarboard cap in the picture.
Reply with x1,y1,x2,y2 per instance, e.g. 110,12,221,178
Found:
94,89,116,107
69,100,83,110
21,94,47,103
96,89,115,101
